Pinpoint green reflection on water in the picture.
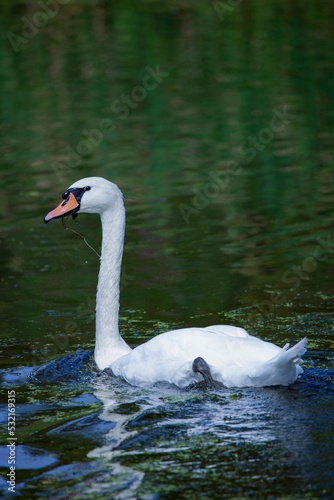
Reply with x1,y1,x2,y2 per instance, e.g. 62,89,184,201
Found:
0,1,334,498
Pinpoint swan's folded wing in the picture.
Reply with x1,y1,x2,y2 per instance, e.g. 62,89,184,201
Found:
204,325,250,338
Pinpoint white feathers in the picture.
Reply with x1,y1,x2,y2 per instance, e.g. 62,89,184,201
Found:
110,329,307,388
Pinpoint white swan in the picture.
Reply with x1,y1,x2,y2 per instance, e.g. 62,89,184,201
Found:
44,177,307,388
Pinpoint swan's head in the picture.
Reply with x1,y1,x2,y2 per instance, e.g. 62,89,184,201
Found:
44,177,123,223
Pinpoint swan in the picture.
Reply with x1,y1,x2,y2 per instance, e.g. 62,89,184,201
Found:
44,176,307,388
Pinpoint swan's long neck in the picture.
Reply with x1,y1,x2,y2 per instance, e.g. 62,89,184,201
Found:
94,200,131,370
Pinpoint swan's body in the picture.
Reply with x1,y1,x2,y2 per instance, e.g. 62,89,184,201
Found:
44,177,307,388
111,326,306,388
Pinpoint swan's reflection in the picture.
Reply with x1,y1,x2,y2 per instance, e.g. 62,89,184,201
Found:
1,358,330,498
86,374,310,498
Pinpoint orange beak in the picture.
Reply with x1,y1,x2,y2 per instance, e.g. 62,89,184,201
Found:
44,192,80,223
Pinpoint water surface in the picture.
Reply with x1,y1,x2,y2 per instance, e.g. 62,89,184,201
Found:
0,1,334,498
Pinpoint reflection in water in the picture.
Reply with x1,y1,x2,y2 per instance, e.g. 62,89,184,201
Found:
86,375,312,499
0,345,333,498
1,0,334,498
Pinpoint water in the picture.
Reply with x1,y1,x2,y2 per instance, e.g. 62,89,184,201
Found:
1,1,334,498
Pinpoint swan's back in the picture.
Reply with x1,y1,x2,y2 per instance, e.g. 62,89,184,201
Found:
110,326,307,388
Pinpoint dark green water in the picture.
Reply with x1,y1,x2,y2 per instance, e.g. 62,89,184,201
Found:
1,1,334,498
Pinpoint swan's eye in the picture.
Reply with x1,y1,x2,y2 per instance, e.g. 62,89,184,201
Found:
61,186,91,201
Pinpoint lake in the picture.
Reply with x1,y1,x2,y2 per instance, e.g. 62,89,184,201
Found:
0,1,334,498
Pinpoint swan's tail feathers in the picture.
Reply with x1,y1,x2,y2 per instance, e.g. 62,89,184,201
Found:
272,337,307,384
287,337,307,364
250,337,308,387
